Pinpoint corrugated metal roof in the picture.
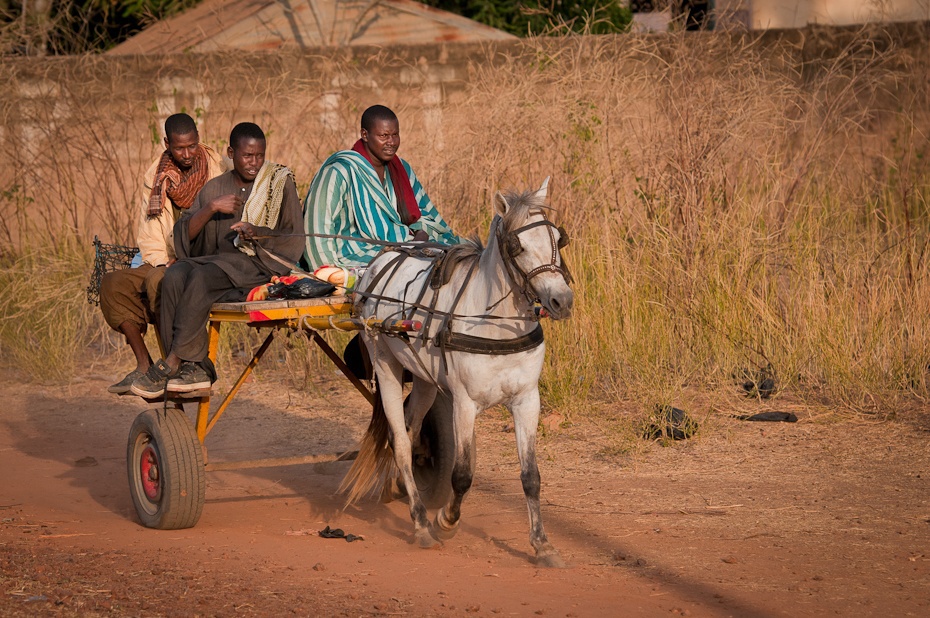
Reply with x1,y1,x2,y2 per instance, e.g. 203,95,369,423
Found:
108,0,516,54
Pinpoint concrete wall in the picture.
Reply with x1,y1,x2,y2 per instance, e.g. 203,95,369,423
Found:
0,41,511,245
715,0,930,29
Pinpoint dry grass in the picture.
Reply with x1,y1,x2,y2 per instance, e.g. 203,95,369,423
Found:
0,238,103,381
0,25,927,419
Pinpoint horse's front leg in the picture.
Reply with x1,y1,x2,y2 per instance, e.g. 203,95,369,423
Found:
511,389,566,568
373,354,438,549
435,396,478,540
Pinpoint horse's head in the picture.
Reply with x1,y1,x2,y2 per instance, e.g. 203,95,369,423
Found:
494,177,574,320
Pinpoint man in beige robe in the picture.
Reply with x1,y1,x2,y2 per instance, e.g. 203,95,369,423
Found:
100,113,224,394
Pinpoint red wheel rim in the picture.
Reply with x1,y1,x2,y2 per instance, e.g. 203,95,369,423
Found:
139,444,161,502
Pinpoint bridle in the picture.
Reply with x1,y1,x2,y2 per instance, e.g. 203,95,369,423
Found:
496,208,572,305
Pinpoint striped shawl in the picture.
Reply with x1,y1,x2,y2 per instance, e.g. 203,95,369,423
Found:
303,150,460,269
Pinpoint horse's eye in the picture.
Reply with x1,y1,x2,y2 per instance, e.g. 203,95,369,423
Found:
507,235,524,257
557,226,570,248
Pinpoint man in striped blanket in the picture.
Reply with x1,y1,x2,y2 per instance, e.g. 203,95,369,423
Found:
303,104,461,272
303,105,462,378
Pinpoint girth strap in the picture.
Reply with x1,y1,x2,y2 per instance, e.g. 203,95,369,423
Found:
437,324,544,355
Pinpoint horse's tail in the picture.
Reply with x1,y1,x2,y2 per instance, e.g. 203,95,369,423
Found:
339,380,396,505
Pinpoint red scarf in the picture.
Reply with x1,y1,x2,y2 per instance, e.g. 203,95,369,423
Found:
148,144,210,217
351,139,421,225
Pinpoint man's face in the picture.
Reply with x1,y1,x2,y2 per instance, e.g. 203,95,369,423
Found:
228,137,266,182
362,118,400,166
164,131,199,170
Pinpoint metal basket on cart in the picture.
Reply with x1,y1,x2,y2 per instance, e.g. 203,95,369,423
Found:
86,235,139,306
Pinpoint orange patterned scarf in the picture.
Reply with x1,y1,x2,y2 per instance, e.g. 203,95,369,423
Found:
147,144,210,217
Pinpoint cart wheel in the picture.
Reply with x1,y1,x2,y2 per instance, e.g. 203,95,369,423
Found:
127,408,205,529
413,392,456,509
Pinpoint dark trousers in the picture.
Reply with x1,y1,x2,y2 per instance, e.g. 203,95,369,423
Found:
160,261,245,362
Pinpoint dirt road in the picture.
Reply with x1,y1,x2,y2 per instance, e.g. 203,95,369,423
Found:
2,369,928,616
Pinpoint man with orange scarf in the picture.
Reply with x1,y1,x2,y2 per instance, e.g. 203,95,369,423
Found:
100,113,224,394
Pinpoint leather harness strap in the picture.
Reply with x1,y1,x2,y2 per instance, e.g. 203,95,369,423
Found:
351,287,537,323
438,323,544,355
434,257,480,373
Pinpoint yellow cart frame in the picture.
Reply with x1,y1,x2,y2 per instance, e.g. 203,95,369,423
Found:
125,294,432,530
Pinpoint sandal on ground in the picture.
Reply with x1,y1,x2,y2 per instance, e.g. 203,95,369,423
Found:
319,526,363,542
108,369,145,394
129,360,176,398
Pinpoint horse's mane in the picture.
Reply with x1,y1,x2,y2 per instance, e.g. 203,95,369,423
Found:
500,189,548,232
445,234,482,259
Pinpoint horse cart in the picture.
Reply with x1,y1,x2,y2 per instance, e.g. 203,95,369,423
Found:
96,178,571,565
123,294,454,530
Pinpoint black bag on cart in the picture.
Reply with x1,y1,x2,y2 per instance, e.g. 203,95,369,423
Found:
267,278,336,300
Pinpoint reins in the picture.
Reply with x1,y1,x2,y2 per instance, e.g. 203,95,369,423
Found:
353,206,571,370
250,209,571,336
350,252,538,324
252,230,452,251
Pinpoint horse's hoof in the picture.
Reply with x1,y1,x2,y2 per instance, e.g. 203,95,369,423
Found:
433,521,459,541
433,514,460,541
433,524,458,541
535,550,567,568
415,528,441,549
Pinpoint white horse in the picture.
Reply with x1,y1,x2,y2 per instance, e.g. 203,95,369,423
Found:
342,178,573,567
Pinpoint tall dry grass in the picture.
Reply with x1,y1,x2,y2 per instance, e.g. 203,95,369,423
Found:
0,237,103,381
0,25,927,416
523,29,930,415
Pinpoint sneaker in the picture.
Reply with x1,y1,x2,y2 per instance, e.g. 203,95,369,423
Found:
167,362,212,393
108,369,144,394
129,360,176,398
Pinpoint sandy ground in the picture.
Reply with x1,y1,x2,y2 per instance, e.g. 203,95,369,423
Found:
1,365,929,617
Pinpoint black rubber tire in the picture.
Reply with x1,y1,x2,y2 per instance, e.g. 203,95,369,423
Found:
127,407,205,530
412,392,456,508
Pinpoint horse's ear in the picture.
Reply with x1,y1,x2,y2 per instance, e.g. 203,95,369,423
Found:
494,191,510,216
535,176,551,203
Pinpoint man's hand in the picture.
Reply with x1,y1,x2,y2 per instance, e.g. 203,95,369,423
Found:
411,229,429,242
188,193,242,242
231,221,257,241
210,194,241,215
